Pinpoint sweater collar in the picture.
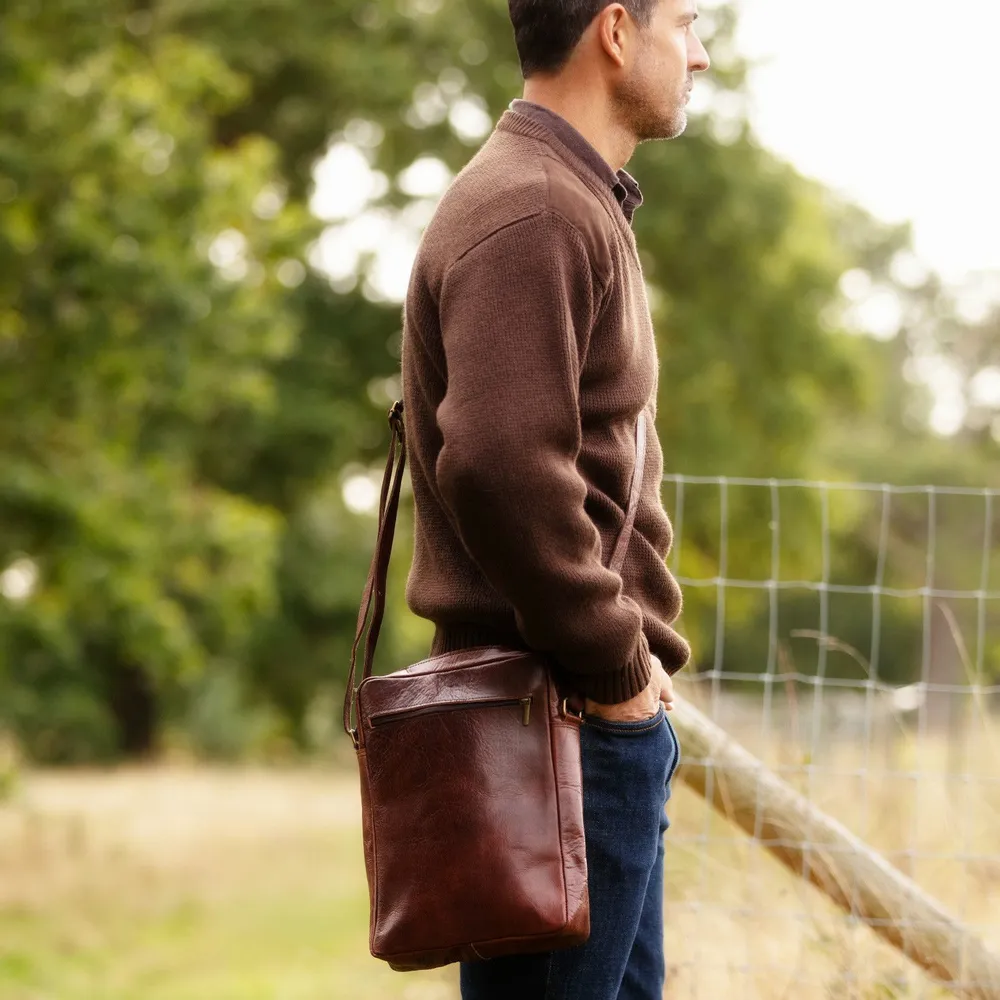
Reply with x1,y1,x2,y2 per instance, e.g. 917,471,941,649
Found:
503,99,644,226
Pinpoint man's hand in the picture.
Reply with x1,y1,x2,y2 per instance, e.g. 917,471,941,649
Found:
584,653,675,723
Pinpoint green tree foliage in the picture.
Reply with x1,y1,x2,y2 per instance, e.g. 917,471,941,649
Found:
0,3,313,759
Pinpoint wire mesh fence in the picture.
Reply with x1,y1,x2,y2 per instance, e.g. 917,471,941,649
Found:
660,475,1000,999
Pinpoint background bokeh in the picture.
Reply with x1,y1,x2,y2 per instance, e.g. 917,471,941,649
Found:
1,1,997,997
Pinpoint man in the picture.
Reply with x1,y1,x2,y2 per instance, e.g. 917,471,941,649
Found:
400,1,709,996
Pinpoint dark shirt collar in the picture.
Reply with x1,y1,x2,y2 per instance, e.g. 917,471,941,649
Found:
508,99,644,225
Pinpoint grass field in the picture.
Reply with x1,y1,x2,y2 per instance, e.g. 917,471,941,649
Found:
1,713,998,1000
0,766,456,1000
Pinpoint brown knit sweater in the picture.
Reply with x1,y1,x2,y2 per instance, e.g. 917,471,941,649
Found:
400,105,690,704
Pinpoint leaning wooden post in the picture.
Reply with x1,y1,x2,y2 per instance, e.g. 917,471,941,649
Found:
669,695,1000,1000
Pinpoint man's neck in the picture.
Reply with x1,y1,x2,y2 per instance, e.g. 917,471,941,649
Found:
519,84,635,173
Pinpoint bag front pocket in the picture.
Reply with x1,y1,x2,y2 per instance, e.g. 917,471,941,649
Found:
361,684,571,961
369,695,533,729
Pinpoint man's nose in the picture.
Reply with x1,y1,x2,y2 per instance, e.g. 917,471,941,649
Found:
689,34,710,73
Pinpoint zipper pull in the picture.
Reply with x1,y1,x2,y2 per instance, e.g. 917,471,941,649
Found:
521,697,532,726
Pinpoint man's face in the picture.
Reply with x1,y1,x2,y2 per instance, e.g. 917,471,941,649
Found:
614,0,710,142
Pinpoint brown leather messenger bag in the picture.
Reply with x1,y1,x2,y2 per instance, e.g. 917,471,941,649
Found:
343,398,647,971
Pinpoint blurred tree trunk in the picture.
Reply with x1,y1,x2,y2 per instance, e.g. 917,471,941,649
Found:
101,655,159,758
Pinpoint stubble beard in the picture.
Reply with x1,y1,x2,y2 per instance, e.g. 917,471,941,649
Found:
614,71,690,143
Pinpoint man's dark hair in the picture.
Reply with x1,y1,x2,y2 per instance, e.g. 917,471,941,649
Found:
508,0,658,78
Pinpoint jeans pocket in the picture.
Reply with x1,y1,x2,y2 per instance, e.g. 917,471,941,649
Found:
664,711,682,782
582,703,665,736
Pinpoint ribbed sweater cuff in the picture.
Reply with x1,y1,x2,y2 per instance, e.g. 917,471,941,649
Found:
563,630,653,705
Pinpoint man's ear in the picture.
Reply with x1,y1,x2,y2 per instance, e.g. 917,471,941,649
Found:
594,4,632,70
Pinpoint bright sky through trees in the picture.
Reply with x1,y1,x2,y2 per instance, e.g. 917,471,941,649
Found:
736,0,1000,283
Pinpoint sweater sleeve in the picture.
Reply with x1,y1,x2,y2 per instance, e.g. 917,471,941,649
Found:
434,210,652,705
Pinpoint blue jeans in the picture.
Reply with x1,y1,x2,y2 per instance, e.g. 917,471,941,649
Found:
460,703,682,1000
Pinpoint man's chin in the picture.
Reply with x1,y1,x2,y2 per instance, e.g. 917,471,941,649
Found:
638,112,687,143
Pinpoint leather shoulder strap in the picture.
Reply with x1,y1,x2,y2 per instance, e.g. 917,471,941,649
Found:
609,408,646,576
343,400,407,741
344,401,649,742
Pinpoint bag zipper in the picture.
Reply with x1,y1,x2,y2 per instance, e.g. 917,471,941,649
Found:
370,696,533,728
